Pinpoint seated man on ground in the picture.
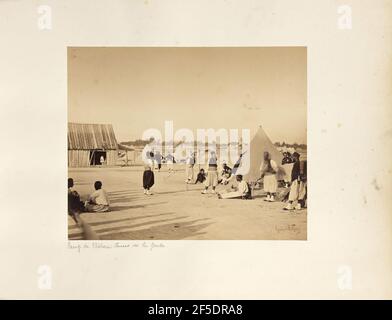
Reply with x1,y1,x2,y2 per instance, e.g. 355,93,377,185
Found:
218,161,233,185
68,178,85,222
195,168,206,184
218,175,251,199
85,181,110,212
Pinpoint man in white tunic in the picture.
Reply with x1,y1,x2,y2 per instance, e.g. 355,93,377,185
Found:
218,175,250,199
85,181,110,212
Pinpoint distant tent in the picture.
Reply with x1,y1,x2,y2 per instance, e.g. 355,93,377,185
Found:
233,126,286,182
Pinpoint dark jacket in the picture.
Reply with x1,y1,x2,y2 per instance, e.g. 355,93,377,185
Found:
68,189,85,214
282,156,292,165
300,160,307,181
222,165,232,176
143,170,155,189
195,172,206,184
291,161,301,182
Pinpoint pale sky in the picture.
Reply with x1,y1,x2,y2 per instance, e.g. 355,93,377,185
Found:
68,47,307,144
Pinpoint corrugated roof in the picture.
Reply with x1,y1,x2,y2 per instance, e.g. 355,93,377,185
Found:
68,123,118,150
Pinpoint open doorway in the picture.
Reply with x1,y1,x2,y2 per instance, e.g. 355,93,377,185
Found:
89,150,106,166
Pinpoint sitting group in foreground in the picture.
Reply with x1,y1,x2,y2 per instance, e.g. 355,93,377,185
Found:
68,149,307,221
68,178,110,222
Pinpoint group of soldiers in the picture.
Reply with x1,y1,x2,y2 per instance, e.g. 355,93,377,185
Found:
145,149,307,210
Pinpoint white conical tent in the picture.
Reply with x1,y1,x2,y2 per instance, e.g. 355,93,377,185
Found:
233,126,285,182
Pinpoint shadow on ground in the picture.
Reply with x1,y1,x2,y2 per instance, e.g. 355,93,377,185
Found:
97,218,212,240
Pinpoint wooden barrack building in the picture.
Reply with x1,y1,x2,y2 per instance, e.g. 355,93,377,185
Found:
68,122,118,167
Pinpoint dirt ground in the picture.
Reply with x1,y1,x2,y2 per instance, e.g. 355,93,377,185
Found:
68,166,307,240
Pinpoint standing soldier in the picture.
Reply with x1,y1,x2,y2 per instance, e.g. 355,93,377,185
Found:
202,151,219,194
185,151,195,183
260,151,278,202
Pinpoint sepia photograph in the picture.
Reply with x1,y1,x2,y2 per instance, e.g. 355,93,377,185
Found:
67,47,307,240
1,0,391,302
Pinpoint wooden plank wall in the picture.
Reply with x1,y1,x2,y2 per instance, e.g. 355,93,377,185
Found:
106,150,117,166
68,150,90,167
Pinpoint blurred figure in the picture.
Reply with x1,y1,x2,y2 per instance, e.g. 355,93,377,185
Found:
219,161,233,185
299,160,307,208
68,178,85,222
231,152,245,176
166,153,175,173
185,152,195,184
260,151,278,202
155,150,162,171
282,152,292,164
195,168,206,184
282,151,294,188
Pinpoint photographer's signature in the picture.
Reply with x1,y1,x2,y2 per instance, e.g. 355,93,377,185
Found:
275,224,300,234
